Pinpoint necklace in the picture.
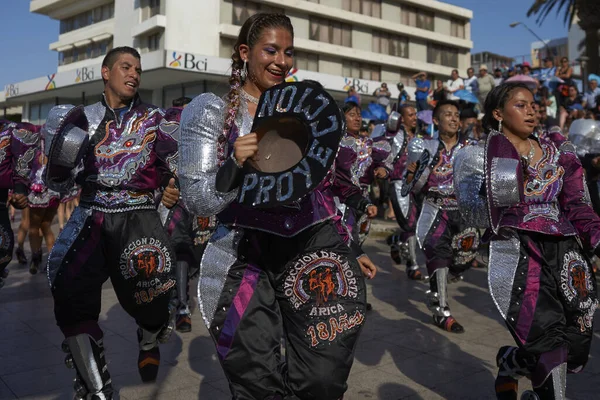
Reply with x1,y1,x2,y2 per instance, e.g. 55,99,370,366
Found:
241,89,259,104
508,136,536,164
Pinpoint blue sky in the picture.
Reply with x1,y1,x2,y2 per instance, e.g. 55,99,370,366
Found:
0,0,569,89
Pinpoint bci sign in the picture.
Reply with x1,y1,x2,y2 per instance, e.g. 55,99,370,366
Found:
5,84,19,97
75,67,95,83
181,53,208,71
345,78,369,94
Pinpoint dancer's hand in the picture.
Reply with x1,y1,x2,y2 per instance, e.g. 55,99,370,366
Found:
374,167,388,179
9,193,28,209
162,178,179,208
233,133,259,166
405,162,417,184
358,255,377,279
366,205,377,218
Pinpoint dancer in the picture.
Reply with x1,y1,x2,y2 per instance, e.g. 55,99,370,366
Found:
336,101,390,247
0,120,38,288
27,134,60,274
158,97,199,333
404,99,479,333
387,105,425,280
179,13,368,399
454,82,599,400
45,46,180,399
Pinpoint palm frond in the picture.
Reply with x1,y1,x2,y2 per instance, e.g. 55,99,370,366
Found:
527,0,576,27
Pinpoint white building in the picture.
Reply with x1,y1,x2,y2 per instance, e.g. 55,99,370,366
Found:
2,0,473,124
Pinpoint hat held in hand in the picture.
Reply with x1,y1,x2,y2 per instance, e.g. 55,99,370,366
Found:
238,81,344,208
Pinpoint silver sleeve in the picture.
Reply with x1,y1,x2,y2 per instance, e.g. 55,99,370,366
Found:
453,144,489,228
178,93,237,217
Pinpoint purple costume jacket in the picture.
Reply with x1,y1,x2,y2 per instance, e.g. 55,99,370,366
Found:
0,121,39,194
45,95,179,211
336,132,392,191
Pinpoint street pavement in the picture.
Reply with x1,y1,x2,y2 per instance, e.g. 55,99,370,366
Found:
1,216,599,399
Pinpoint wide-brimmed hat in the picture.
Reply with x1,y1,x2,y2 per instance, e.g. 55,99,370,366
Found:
43,105,89,190
237,81,344,208
479,64,488,71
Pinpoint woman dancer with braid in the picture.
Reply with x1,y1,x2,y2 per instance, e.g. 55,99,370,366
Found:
454,82,599,399
180,13,369,400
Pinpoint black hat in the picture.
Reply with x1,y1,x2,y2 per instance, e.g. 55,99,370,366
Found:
237,81,344,208
44,105,89,190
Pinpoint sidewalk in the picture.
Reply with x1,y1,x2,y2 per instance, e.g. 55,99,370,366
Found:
0,216,598,399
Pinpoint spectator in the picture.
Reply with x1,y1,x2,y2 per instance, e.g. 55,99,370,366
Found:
583,78,600,110
559,85,584,130
432,80,445,106
412,72,431,111
345,86,361,105
476,64,495,106
397,83,410,106
464,67,478,97
445,69,464,101
538,86,558,120
493,68,504,86
540,58,557,82
519,61,532,76
507,67,516,78
556,57,573,85
172,96,192,108
368,120,376,135
374,82,392,109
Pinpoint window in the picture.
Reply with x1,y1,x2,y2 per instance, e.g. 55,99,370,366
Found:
147,33,161,52
294,51,319,72
372,31,408,58
427,43,458,68
59,3,115,34
451,19,465,38
232,0,284,26
310,17,352,47
342,0,381,18
401,5,434,31
342,60,380,81
58,38,113,66
150,0,161,17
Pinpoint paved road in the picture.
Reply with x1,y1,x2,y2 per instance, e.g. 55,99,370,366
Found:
1,217,599,399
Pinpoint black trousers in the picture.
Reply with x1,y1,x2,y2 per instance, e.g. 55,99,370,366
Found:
505,233,597,382
0,190,13,275
50,207,175,338
209,221,367,400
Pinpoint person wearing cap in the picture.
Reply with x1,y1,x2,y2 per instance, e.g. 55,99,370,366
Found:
43,46,181,399
412,71,431,112
397,82,410,106
403,99,479,334
476,64,496,106
520,61,532,76
179,13,373,399
540,57,557,81
0,120,39,289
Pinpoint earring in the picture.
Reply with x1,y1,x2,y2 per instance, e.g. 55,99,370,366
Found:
498,120,503,133
240,60,248,81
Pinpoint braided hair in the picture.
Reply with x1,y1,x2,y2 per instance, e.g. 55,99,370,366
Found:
219,13,294,163
482,82,531,132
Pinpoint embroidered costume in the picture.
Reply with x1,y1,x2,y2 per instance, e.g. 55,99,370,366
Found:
179,84,367,399
335,131,391,246
44,95,179,399
0,120,38,288
454,130,599,399
404,135,479,332
384,114,425,278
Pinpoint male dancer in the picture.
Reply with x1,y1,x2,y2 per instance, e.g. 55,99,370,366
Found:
45,47,180,399
404,100,478,333
386,105,425,280
0,120,39,288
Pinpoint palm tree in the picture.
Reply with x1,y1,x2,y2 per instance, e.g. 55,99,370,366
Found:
527,0,600,75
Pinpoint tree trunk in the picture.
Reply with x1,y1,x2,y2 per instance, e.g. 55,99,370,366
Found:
586,28,600,75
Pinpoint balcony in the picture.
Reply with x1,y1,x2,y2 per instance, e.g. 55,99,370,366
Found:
30,0,78,15
131,14,167,38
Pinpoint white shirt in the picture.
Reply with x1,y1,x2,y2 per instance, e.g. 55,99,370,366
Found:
446,78,464,101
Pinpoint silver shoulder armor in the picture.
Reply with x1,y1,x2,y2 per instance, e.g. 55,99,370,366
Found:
84,102,106,137
178,93,237,217
453,143,489,228
407,137,425,163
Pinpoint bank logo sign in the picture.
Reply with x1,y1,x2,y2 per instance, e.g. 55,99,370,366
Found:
168,51,208,71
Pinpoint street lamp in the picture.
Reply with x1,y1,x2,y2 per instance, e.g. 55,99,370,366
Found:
509,21,553,64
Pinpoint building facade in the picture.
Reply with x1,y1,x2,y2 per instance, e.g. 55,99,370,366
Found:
2,0,473,123
470,51,515,72
530,37,568,69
